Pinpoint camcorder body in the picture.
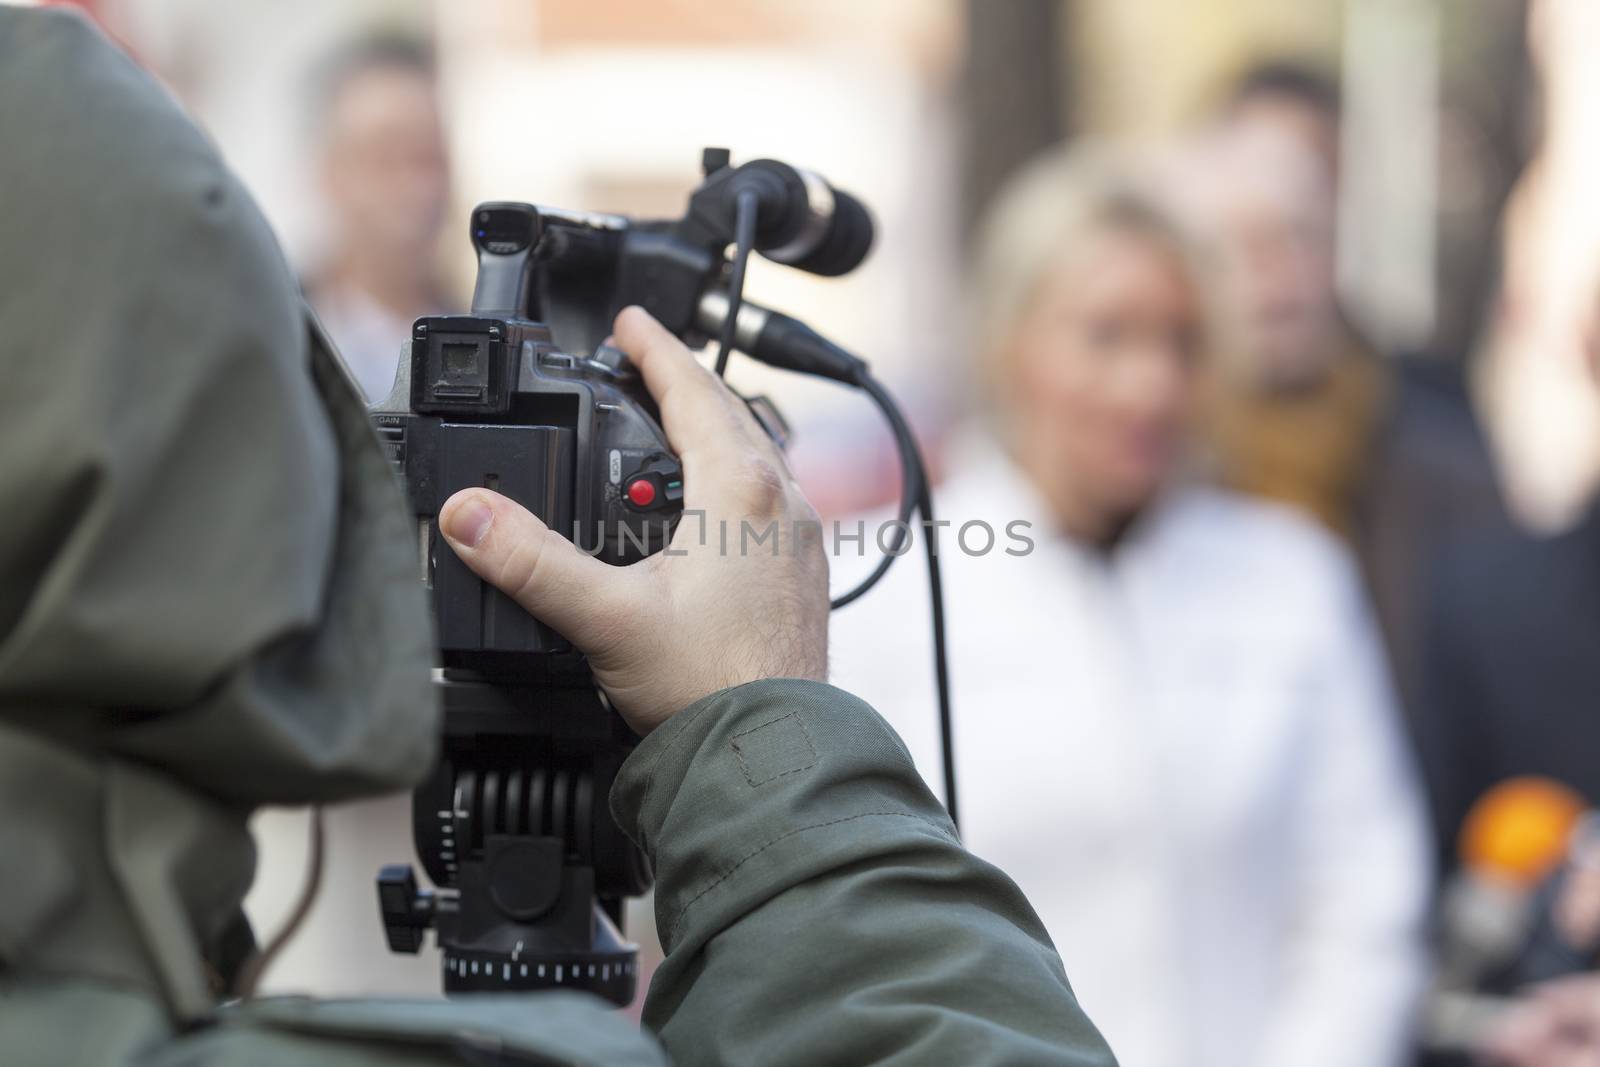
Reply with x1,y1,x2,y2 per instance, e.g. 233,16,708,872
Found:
369,150,875,1004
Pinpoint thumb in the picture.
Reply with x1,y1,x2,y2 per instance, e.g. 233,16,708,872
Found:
438,489,634,651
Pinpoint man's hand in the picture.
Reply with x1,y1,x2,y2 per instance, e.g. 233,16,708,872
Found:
436,306,829,735
1481,975,1600,1067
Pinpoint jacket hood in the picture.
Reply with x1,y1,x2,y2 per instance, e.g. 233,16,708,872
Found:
0,7,437,1018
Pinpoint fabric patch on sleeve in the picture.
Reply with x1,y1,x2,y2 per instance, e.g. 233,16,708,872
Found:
729,712,817,786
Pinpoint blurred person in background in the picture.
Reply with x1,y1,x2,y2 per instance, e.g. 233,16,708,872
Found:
829,146,1430,1067
1414,393,1600,877
1357,8,1600,1063
1412,284,1600,1066
1190,62,1504,717
1410,0,1600,879
303,30,456,402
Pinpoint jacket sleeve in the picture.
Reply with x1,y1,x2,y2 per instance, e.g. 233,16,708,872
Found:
1250,559,1432,1067
610,678,1117,1067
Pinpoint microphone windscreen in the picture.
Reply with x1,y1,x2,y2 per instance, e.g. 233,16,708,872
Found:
1460,776,1589,888
786,188,874,277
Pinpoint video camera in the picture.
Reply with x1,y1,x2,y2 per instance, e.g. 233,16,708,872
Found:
368,149,935,1006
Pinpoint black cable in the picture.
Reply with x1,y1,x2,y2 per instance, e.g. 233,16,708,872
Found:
829,375,915,610
841,373,958,829
707,269,956,824
713,190,759,379
914,465,956,830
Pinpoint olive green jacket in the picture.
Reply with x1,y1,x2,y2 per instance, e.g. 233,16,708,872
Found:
2,679,1115,1065
0,7,1114,1065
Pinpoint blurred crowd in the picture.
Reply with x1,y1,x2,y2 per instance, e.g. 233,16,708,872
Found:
75,0,1600,1064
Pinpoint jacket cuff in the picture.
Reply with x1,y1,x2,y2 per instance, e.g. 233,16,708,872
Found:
609,678,954,951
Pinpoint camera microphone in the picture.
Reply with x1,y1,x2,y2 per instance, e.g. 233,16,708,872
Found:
1423,778,1595,1053
758,171,873,277
706,159,875,277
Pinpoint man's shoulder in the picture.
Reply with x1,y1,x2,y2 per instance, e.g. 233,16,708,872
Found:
178,993,666,1067
0,978,667,1067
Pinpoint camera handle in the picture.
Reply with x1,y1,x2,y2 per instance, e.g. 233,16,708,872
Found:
468,203,541,317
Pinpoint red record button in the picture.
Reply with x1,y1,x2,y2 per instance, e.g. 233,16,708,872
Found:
625,477,657,508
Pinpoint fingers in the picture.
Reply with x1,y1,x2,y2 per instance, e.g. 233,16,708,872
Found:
612,306,773,464
1483,979,1600,1067
438,488,634,651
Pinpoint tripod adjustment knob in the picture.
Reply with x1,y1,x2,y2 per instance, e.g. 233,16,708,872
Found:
377,864,435,953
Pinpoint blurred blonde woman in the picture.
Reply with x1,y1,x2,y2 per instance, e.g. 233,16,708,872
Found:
829,147,1429,1067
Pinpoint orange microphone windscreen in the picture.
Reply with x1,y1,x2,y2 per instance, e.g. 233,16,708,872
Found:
1460,776,1589,888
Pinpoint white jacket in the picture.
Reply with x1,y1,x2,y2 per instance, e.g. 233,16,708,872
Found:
828,443,1430,1067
